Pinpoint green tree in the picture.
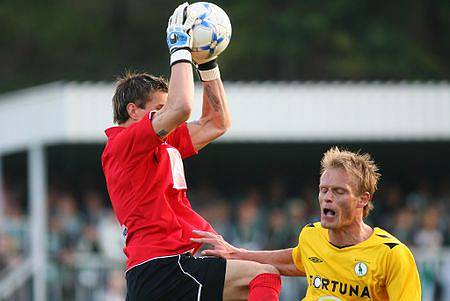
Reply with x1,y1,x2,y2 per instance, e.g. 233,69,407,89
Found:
0,0,448,93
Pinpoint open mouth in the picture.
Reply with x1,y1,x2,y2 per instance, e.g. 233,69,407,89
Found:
323,208,336,216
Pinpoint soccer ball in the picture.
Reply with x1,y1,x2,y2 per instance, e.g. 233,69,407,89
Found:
188,2,232,63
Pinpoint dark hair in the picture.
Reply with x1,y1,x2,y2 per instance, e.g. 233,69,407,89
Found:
112,71,168,124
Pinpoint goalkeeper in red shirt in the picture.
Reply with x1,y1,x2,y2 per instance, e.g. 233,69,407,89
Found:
102,3,281,301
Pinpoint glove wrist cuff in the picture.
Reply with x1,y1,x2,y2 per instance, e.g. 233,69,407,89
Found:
197,62,220,81
170,49,192,66
198,59,218,71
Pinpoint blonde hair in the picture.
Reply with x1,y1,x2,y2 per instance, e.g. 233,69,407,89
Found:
320,147,381,218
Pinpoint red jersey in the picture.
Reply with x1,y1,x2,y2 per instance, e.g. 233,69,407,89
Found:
101,113,215,271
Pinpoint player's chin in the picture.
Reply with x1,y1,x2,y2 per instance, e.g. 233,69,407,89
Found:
320,215,339,229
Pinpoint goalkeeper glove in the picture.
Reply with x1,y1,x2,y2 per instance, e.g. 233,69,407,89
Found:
166,2,198,66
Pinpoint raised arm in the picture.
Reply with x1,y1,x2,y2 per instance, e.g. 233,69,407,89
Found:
152,3,198,139
187,75,231,151
152,63,194,138
191,230,304,276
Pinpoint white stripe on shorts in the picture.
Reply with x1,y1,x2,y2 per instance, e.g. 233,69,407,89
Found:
177,254,203,301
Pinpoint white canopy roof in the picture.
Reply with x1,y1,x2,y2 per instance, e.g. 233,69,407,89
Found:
0,81,449,154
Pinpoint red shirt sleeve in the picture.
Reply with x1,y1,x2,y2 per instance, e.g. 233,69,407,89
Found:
166,123,198,159
109,113,163,165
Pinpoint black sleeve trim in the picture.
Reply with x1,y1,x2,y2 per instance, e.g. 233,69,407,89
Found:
170,59,194,67
376,234,391,238
384,242,399,249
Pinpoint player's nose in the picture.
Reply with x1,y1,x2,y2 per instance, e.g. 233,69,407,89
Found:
322,190,333,202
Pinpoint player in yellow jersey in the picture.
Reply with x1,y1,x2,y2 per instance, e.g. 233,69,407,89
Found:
191,147,421,301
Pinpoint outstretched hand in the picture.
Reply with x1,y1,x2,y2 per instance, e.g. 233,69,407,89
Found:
191,230,241,259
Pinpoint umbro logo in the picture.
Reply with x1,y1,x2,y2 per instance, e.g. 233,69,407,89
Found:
308,256,323,263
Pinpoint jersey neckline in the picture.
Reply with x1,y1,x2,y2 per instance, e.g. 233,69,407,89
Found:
316,223,380,250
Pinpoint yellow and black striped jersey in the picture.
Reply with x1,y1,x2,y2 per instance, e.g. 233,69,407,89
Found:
292,222,421,301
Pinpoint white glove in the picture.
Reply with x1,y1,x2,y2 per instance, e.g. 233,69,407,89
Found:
166,2,199,66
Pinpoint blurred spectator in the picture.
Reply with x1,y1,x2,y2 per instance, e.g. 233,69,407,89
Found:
98,212,124,261
298,183,320,219
407,180,433,211
285,199,308,244
52,193,83,250
2,191,28,256
48,217,63,259
414,206,444,249
266,177,288,209
265,208,291,249
0,232,22,274
94,270,126,301
77,224,101,254
232,193,265,249
391,207,416,246
199,199,234,242
376,184,404,232
82,190,108,226
189,179,220,208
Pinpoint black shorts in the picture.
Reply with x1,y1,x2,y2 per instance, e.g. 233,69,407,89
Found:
125,253,227,301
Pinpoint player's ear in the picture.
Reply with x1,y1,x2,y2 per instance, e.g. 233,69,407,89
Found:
126,102,139,121
357,192,371,209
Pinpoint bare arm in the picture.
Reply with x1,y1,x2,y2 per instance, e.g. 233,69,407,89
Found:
187,79,231,151
233,248,304,277
191,230,305,276
152,62,194,139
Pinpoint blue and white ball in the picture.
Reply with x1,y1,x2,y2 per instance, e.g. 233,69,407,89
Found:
188,2,232,63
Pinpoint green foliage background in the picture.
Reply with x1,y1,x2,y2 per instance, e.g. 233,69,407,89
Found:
0,0,448,92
